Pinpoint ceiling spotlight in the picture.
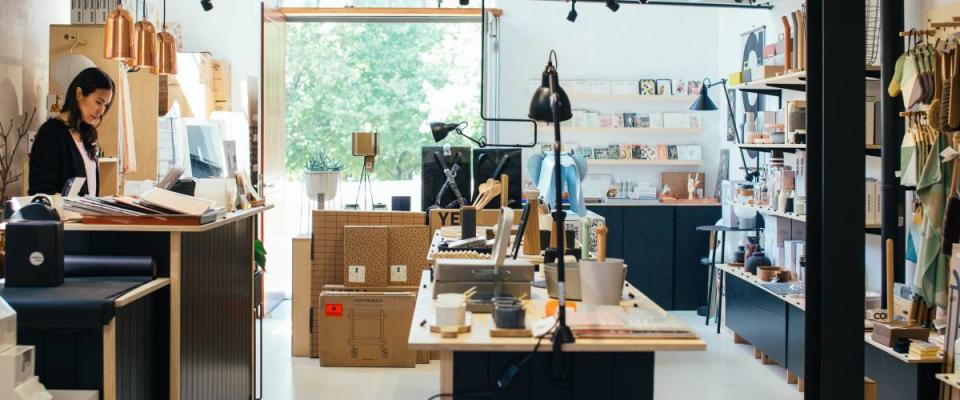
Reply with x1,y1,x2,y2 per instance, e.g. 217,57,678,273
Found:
606,0,620,12
201,0,213,11
567,0,578,22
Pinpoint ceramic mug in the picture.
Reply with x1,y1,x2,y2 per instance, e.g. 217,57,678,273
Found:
493,303,526,329
435,301,466,327
580,258,627,305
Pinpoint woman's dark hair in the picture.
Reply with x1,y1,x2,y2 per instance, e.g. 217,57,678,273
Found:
61,67,115,159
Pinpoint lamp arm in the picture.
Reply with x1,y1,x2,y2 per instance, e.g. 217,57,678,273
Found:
715,79,758,182
480,0,539,148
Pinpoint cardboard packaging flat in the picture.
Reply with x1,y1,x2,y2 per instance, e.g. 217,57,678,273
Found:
386,225,432,286
311,210,424,357
433,259,534,299
291,236,312,357
318,291,417,367
344,226,390,287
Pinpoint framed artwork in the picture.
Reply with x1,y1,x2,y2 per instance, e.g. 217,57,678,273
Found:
575,146,594,159
593,147,610,160
687,80,703,95
638,116,651,128
674,79,687,95
639,79,657,95
656,79,673,95
715,149,730,200
622,113,637,128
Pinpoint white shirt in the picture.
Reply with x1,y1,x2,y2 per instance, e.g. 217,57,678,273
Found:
72,138,97,195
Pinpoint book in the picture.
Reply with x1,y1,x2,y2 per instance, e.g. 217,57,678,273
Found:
668,145,679,160
649,112,664,128
140,188,216,215
676,145,702,161
638,116,651,128
663,113,690,129
599,114,614,128
656,144,668,160
622,113,637,128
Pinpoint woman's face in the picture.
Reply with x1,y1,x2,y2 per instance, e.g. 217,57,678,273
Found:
76,88,113,126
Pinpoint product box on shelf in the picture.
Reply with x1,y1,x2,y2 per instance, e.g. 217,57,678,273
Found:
317,290,417,368
0,346,35,390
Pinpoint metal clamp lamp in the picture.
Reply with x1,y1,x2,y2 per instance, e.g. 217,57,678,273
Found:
690,78,759,181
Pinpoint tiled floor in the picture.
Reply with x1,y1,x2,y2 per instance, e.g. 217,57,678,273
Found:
261,301,803,400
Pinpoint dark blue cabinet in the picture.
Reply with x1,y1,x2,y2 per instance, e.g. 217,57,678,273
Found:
586,205,719,310
724,275,787,365
787,306,805,379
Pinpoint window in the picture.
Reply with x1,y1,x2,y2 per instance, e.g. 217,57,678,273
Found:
285,21,482,209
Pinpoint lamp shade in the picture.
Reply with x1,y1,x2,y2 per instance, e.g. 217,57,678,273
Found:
51,54,96,95
104,5,136,63
430,122,458,143
156,31,178,75
134,20,158,70
689,85,718,111
528,63,573,123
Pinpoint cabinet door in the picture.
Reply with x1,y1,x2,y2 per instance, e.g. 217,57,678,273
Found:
622,207,675,309
587,206,624,259
672,206,720,310
787,305,805,379
724,275,755,340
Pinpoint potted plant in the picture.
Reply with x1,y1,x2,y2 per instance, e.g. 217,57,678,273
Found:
303,150,343,203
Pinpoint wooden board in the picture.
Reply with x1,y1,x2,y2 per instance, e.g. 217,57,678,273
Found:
490,328,533,338
408,271,705,352
291,236,311,357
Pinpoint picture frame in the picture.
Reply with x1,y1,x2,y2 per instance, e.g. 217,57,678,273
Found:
656,79,673,95
674,79,687,95
726,88,738,142
638,116,651,128
687,80,703,95
622,113,637,128
639,79,657,96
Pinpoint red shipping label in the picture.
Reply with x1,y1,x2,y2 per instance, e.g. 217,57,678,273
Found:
325,304,343,317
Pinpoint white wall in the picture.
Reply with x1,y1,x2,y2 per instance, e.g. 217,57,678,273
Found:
0,1,70,197
495,1,748,197
166,0,261,112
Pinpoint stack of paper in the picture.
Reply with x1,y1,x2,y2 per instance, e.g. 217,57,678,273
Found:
908,341,941,360
566,304,696,339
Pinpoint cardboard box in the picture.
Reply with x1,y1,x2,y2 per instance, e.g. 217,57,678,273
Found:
318,290,417,367
344,226,390,287
292,236,312,357
386,225,431,286
748,65,786,80
311,210,425,357
212,59,231,102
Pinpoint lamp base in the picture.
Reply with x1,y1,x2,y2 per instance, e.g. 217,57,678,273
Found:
551,323,575,384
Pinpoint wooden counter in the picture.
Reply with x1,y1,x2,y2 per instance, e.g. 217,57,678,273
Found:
46,206,268,400
408,269,703,399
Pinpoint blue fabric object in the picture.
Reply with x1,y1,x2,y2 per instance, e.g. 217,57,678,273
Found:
527,152,588,216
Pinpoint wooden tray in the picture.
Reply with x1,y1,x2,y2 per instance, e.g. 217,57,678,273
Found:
490,327,532,338
430,312,473,338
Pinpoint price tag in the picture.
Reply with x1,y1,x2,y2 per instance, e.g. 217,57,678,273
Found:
348,265,365,283
390,265,407,282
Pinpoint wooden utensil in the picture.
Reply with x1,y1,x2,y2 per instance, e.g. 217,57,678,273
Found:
596,226,608,262
522,190,542,255
796,9,806,70
782,16,793,72
499,174,510,208
886,238,895,323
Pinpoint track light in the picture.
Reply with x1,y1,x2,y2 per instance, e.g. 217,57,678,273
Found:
201,0,213,11
567,0,578,22
606,0,620,12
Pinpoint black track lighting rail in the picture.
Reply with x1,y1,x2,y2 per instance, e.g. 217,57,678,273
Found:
542,0,774,10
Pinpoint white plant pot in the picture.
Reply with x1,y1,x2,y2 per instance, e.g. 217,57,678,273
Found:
303,171,340,202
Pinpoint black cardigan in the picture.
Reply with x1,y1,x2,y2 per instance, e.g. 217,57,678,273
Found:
28,118,99,196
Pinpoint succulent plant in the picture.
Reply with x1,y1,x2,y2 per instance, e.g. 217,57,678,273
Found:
304,151,343,172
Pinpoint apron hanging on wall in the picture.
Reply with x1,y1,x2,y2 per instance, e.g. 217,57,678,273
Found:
914,133,950,308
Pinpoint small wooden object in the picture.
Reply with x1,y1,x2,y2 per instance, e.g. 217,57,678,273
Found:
596,226,608,262
490,328,533,338
521,190,541,255
782,15,793,71
431,324,472,339
499,174,509,208
870,321,930,347
886,239,895,323
757,266,782,282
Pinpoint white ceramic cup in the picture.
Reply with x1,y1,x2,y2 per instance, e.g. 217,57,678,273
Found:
435,301,466,327
436,293,465,306
580,258,627,305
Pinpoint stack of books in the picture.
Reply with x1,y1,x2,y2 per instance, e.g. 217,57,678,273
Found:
908,341,941,360
64,188,223,226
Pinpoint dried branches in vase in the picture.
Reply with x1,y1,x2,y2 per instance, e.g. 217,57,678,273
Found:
0,108,36,202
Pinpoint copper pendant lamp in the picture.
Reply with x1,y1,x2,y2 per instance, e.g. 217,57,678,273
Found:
104,1,136,63
156,0,177,75
133,0,158,72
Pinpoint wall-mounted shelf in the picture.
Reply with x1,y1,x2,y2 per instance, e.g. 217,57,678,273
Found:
98,157,119,164
731,69,881,94
737,143,806,152
735,202,806,223
548,126,703,134
587,159,703,166
570,94,699,103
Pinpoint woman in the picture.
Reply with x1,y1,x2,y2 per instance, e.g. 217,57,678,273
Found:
29,67,114,196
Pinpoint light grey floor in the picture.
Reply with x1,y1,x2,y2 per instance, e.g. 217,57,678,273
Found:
261,301,803,400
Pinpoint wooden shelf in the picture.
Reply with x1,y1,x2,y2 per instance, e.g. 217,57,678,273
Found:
718,264,805,311
937,374,960,390
737,144,806,152
731,71,807,93
588,159,703,166
98,157,119,163
734,202,806,223
570,94,698,103
546,126,703,134
864,333,943,364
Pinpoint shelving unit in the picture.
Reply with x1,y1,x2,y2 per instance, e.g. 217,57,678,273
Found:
731,69,881,94
587,159,703,166
570,94,699,102
737,143,807,152
733,202,806,223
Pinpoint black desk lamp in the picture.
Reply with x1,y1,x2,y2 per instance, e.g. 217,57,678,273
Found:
428,0,540,148
529,50,576,381
690,78,759,182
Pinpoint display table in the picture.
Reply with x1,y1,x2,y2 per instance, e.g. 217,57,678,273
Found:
3,207,267,400
408,271,705,399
